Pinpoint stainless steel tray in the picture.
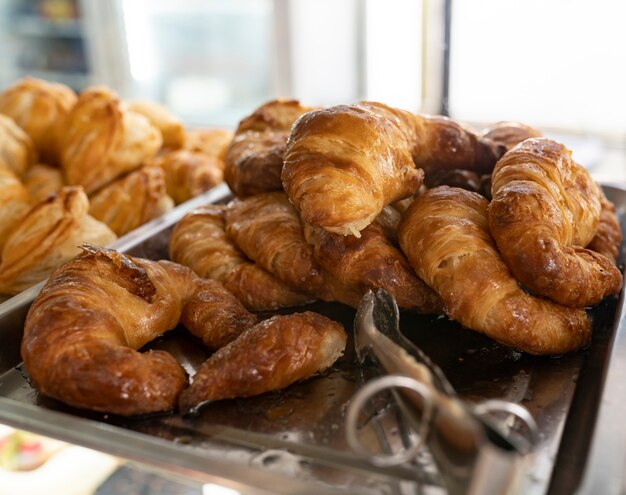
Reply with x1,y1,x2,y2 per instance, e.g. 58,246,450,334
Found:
0,184,625,495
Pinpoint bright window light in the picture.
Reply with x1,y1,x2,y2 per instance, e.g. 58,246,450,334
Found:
202,483,241,495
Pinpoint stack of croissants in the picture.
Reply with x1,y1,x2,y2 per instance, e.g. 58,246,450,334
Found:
13,78,624,418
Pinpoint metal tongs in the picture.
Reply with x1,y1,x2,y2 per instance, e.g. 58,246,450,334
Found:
346,289,538,495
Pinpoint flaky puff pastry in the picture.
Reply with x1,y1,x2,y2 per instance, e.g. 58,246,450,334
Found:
0,113,37,178
184,128,233,160
224,192,361,306
398,186,592,355
23,163,65,202
587,188,622,261
489,138,622,307
179,311,346,414
21,245,199,416
283,102,503,237
0,166,33,252
480,121,542,151
169,204,312,311
60,86,162,194
0,187,116,295
153,150,223,204
126,100,185,150
224,99,314,197
88,166,174,236
0,77,76,165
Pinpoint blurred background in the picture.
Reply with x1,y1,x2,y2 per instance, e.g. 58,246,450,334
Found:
0,0,624,177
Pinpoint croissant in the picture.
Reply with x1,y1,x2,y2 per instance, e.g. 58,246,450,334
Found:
0,77,76,165
0,166,33,252
23,163,66,202
587,188,622,261
183,128,233,160
223,192,360,306
179,311,346,414
489,138,622,307
88,166,174,236
60,86,162,194
126,100,185,150
480,121,542,151
224,99,314,197
398,186,592,355
21,245,199,416
304,220,443,314
169,204,313,311
282,102,503,236
0,113,37,178
0,187,116,295
153,150,223,204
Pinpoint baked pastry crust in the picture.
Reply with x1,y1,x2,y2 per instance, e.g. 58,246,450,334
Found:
225,99,314,197
60,86,162,194
0,165,33,252
126,100,185,150
23,163,65,202
0,114,37,178
398,186,592,355
0,186,116,295
587,188,622,261
169,204,312,311
489,138,622,307
0,77,76,165
480,121,542,151
184,128,233,160
88,166,174,236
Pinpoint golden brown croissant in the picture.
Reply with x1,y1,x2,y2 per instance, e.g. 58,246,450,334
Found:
480,121,542,151
304,220,443,313
183,128,233,160
283,102,502,236
0,187,116,295
179,311,346,414
224,99,314,197
398,186,592,355
126,100,185,150
0,113,37,178
169,204,313,311
22,245,200,416
88,166,174,236
223,191,360,306
153,149,223,204
489,138,622,307
0,77,76,165
23,163,66,202
587,188,622,261
60,86,162,194
0,166,33,251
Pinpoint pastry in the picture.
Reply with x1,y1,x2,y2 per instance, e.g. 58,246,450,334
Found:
23,163,65,202
153,149,223,204
0,187,116,295
60,86,162,194
0,113,37,178
88,166,174,236
489,138,622,307
398,186,592,355
184,128,233,160
587,188,622,261
126,100,185,150
283,102,503,236
480,121,542,151
169,204,313,311
0,77,76,165
224,99,314,197
0,166,33,252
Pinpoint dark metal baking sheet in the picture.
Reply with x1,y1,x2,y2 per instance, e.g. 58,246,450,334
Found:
0,184,624,495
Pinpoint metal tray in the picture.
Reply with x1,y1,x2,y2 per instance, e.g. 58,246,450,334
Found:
0,184,625,495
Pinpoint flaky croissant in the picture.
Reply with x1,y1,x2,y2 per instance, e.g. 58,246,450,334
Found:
489,138,622,307
23,163,66,202
0,114,37,178
169,204,313,311
179,311,346,414
0,166,33,252
88,166,174,236
0,77,76,165
224,99,314,197
480,121,542,151
184,128,233,160
60,86,162,194
153,149,223,204
22,245,198,415
587,188,622,261
398,186,592,355
282,102,504,236
126,100,185,150
0,186,116,295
